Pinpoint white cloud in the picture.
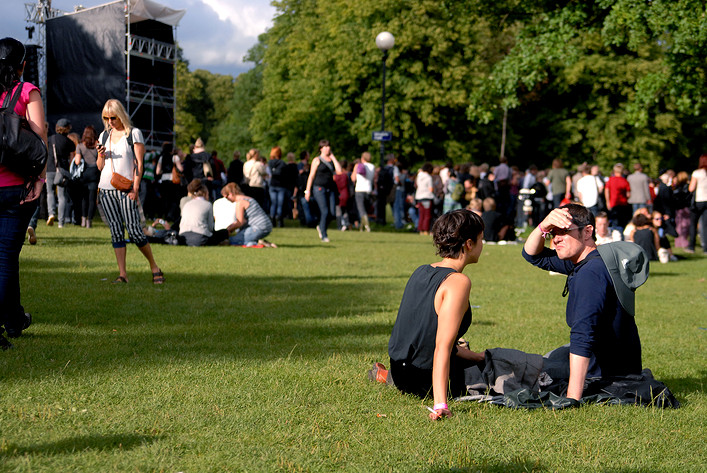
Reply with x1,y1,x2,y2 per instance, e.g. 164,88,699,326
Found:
201,0,274,37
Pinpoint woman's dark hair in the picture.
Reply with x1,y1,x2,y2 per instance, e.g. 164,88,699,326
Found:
0,38,25,92
632,213,651,227
160,141,173,159
81,125,97,148
432,209,485,258
318,139,329,151
560,203,596,240
422,162,433,174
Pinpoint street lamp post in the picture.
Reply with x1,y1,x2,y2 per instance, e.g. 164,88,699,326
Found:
375,31,394,168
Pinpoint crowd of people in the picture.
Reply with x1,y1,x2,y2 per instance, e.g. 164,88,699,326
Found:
26,111,707,257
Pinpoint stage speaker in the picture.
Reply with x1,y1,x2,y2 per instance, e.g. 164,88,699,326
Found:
23,44,41,86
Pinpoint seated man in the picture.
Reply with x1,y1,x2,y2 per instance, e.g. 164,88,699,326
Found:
213,193,237,232
522,203,643,400
594,211,622,245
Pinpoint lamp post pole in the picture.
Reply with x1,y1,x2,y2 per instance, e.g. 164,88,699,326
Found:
376,32,394,168
380,49,388,168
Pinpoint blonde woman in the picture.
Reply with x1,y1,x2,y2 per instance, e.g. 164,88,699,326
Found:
96,99,163,284
242,148,267,208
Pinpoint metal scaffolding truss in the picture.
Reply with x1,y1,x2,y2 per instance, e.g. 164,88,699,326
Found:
24,0,181,149
125,1,178,149
24,0,66,105
128,35,178,63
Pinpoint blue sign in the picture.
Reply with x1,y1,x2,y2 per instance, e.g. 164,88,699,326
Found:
372,131,392,142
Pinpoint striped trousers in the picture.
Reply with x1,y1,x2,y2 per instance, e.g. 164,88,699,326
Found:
98,189,147,248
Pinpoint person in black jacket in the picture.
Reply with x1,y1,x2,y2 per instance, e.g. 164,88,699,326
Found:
47,118,75,227
267,146,287,227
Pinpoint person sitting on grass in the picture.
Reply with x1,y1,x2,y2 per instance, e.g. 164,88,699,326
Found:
369,209,486,420
522,203,644,401
178,179,233,247
221,183,276,247
628,213,659,262
481,196,509,242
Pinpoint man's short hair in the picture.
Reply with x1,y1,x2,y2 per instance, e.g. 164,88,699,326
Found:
560,203,596,241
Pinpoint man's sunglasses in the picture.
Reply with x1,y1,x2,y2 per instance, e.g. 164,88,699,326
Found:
545,225,586,238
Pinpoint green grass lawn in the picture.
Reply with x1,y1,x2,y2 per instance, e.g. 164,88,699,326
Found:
1,222,705,472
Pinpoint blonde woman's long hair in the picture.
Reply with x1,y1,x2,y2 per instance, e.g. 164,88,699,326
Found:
101,99,132,136
246,148,260,161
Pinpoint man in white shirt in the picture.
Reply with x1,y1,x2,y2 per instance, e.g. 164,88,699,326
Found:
576,165,604,215
213,193,237,231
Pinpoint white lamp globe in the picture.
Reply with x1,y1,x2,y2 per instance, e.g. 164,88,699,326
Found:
376,32,395,51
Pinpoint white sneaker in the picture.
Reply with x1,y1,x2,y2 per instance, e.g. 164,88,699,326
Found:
316,225,322,239
322,237,330,243
46,215,55,226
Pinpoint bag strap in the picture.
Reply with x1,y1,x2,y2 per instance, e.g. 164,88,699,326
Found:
52,139,58,169
103,129,137,175
1,81,23,114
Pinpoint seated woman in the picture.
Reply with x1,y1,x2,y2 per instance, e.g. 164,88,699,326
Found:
221,183,275,247
370,209,486,419
178,179,233,246
628,213,659,261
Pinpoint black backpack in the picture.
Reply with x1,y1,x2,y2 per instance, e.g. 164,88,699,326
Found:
0,82,47,178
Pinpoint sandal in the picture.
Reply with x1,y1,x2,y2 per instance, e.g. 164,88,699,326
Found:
152,270,165,285
112,276,128,284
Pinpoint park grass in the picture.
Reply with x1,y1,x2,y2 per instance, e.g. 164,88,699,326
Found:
0,221,705,472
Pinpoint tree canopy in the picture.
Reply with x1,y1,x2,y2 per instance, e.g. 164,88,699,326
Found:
176,0,707,172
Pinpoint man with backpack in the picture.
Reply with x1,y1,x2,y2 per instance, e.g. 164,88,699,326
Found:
522,203,646,400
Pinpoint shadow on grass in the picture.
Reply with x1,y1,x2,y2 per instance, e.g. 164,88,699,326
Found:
659,369,706,397
1,433,157,456
7,268,406,378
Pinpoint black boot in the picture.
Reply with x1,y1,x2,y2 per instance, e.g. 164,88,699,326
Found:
6,313,31,338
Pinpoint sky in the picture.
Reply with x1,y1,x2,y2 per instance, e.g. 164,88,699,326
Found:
2,0,276,76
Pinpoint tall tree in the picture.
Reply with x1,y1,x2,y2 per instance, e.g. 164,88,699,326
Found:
467,0,707,171
250,0,515,165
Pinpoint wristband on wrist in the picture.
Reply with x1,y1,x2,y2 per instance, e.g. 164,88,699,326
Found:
539,224,551,239
433,403,448,411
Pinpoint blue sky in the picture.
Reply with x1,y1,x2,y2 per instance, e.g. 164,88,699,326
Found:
3,0,275,76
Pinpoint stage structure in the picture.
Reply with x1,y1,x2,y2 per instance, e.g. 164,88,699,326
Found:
26,0,185,149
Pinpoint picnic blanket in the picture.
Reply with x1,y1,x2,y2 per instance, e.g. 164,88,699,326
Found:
456,347,679,409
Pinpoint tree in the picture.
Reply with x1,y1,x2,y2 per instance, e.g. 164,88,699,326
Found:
250,0,516,165
468,0,707,171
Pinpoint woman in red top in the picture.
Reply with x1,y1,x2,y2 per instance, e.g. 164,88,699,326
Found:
0,38,47,347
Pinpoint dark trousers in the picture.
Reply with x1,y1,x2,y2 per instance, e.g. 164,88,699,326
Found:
0,186,36,332
389,356,478,399
688,201,707,250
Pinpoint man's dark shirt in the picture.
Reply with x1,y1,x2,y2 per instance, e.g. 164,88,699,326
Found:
522,247,642,379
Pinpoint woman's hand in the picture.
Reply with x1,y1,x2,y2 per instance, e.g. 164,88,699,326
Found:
456,345,485,363
128,188,138,201
429,407,452,420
